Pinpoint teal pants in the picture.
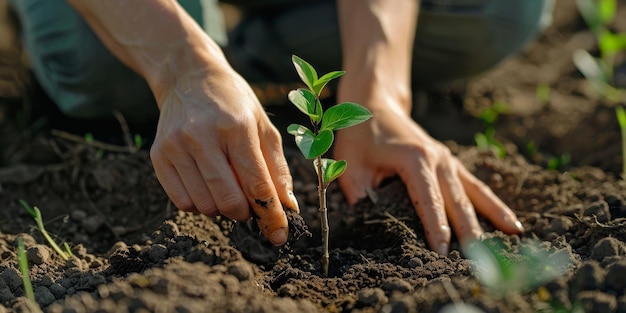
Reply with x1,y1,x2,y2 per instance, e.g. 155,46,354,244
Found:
9,0,553,122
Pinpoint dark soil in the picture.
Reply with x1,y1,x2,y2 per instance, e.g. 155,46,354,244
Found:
1,1,626,312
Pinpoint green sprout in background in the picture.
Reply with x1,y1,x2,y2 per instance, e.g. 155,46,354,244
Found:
287,55,373,277
616,104,626,177
465,238,573,298
19,199,72,260
474,101,508,159
574,0,626,102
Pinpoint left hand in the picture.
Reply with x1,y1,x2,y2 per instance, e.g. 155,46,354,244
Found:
333,87,524,255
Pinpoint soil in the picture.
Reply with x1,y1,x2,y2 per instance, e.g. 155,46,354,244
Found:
1,0,626,312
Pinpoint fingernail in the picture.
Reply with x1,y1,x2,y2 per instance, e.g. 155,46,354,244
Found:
269,228,288,246
437,242,449,256
514,220,525,233
289,192,300,214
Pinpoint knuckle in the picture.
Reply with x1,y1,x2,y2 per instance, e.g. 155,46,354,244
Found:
216,194,248,218
195,199,219,216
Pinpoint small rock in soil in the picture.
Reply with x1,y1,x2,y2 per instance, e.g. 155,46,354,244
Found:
381,277,414,293
547,216,574,234
590,237,626,262
605,260,626,292
0,268,22,291
227,261,254,281
26,245,50,265
577,290,617,313
570,261,606,294
34,286,55,307
356,287,387,308
48,283,66,299
583,201,611,223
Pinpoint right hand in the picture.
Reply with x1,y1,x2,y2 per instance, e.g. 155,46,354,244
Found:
149,66,299,246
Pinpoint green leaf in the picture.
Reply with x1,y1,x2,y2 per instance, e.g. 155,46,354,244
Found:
312,71,345,96
288,125,334,159
288,89,321,122
598,0,616,25
321,102,373,131
320,159,347,185
292,55,318,92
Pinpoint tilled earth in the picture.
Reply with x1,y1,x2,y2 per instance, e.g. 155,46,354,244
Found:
1,0,626,312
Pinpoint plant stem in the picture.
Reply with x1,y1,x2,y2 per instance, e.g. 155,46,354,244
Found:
315,156,330,277
17,237,36,304
33,207,69,260
617,105,626,178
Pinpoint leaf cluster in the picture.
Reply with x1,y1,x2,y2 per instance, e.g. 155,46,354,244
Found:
287,55,372,186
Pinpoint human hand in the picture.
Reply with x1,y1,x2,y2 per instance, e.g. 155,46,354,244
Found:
149,67,299,246
334,89,524,255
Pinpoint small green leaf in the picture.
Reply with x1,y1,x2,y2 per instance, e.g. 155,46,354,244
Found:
19,199,36,218
288,89,322,122
312,71,345,96
287,123,312,136
598,0,616,25
320,159,347,185
292,55,318,92
321,102,373,131
288,125,334,159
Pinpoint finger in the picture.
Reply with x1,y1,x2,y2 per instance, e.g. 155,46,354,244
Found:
171,153,222,217
194,145,250,222
261,126,300,213
338,163,375,205
456,160,524,234
436,161,483,247
230,132,288,246
150,148,200,214
398,157,451,255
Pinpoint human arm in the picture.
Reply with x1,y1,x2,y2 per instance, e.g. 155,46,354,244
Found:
335,0,524,254
64,0,298,245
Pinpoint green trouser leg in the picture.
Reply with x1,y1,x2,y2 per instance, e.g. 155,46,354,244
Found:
8,0,222,122
10,0,553,121
225,0,555,85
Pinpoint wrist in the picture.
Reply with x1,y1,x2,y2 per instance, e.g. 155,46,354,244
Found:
338,69,413,115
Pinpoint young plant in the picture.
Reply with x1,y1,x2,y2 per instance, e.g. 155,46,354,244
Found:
287,55,372,276
17,237,36,304
616,104,626,177
465,237,573,298
574,0,626,102
474,102,508,159
19,199,71,260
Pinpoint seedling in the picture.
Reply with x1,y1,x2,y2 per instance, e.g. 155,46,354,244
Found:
17,237,36,304
465,238,572,298
19,199,71,260
616,105,626,177
574,0,626,102
287,55,372,276
474,102,507,158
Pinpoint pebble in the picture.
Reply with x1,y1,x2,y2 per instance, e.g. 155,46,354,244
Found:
570,261,605,292
148,244,169,262
34,286,55,307
591,237,626,262
577,290,617,313
583,201,611,223
605,260,626,292
381,277,413,293
547,216,573,234
26,245,50,265
0,268,23,291
227,261,255,281
48,283,66,299
356,288,387,307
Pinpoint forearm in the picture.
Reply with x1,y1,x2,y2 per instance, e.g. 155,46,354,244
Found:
65,0,230,106
337,0,419,113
